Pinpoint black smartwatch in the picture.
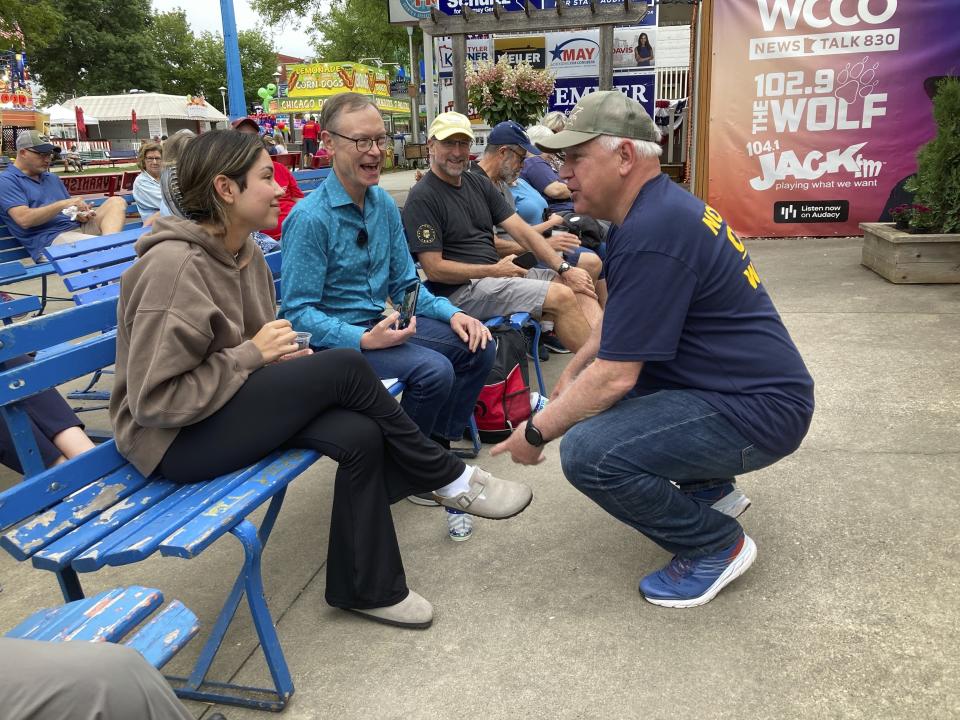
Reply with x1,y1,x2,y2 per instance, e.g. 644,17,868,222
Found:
556,261,572,275
525,419,546,447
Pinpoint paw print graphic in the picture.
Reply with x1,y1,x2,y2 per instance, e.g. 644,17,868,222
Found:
834,56,880,104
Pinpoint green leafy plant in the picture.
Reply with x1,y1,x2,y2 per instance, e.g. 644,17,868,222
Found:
905,76,960,234
465,57,555,128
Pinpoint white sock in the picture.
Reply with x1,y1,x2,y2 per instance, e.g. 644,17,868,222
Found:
434,465,475,497
540,320,555,333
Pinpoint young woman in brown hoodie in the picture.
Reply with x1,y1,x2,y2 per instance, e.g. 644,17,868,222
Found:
110,130,532,629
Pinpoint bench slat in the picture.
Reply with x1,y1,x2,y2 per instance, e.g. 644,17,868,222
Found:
74,284,122,305
0,299,117,361
123,599,199,669
2,464,149,560
0,295,42,322
6,586,162,642
51,244,137,275
161,448,321,559
32,478,178,571
72,455,282,571
0,442,130,532
42,227,145,261
0,333,116,403
64,260,134,293
0,261,53,283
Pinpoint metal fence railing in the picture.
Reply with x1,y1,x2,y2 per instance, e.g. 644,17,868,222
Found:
656,65,690,101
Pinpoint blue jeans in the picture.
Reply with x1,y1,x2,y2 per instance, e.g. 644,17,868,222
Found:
559,390,781,558
361,316,496,440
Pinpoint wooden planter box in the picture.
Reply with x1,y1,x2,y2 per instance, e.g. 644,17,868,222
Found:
860,222,960,284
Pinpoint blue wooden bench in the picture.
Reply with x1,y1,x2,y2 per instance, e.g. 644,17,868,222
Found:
0,300,321,710
6,585,199,670
291,168,331,194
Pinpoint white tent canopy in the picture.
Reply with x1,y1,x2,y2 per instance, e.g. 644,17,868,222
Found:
42,103,99,125
61,93,227,123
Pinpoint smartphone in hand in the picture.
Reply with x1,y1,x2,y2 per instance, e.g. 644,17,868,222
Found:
398,282,420,329
512,251,538,270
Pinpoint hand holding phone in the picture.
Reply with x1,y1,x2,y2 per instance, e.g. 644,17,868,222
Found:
397,283,420,330
512,251,538,270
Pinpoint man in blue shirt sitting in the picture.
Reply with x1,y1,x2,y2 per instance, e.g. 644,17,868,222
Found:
279,93,495,464
492,92,815,609
0,131,127,262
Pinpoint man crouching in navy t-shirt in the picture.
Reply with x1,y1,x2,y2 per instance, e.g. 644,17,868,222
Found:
492,91,814,608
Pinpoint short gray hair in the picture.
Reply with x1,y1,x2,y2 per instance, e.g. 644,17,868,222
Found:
525,124,554,145
321,92,377,134
541,111,567,133
597,134,663,158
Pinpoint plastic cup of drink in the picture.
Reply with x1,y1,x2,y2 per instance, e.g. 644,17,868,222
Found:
295,331,312,351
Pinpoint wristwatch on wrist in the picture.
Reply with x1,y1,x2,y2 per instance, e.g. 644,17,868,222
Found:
525,419,546,447
557,261,572,275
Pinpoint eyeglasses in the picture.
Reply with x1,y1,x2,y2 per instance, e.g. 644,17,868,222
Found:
145,156,162,162
356,228,368,248
329,131,388,153
438,138,472,150
505,146,526,161
27,148,55,158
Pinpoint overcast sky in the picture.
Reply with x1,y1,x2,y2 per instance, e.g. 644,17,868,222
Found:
150,0,315,60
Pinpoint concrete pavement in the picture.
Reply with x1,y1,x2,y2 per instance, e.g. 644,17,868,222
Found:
0,178,957,719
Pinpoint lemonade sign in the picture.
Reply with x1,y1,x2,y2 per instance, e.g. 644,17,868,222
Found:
286,63,391,99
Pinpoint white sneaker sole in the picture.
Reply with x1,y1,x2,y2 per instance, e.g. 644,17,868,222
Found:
644,535,757,609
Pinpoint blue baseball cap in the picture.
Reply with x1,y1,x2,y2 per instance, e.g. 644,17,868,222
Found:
488,121,540,155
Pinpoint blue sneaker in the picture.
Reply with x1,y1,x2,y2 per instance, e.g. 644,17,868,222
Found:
639,534,757,608
686,482,751,518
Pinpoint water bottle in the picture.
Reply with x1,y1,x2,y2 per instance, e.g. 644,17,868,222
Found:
446,507,473,542
530,391,549,415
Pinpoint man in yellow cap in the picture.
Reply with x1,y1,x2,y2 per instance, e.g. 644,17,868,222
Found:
492,91,814,609
403,111,601,354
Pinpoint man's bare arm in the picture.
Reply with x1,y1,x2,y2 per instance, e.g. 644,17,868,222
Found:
418,250,527,285
7,198,81,229
534,356,642,442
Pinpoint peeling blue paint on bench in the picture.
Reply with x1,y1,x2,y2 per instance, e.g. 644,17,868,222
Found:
6,585,199,669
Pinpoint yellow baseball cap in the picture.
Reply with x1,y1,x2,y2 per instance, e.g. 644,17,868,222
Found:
428,112,475,141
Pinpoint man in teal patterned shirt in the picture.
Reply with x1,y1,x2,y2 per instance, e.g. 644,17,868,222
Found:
279,93,495,455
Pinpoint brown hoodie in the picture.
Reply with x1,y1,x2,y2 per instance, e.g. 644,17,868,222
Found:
110,216,277,476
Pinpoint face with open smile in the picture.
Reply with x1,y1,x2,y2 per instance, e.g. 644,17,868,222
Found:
324,105,386,200
226,149,283,233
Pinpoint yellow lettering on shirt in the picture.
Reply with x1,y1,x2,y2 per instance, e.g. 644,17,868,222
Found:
701,204,723,236
743,262,761,289
726,225,747,259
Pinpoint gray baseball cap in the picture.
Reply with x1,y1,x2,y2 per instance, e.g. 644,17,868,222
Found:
16,130,60,154
535,91,661,151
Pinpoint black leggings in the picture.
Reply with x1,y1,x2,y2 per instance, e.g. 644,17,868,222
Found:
160,349,465,609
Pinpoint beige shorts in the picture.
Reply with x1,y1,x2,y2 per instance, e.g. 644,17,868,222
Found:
45,217,103,258
445,267,558,321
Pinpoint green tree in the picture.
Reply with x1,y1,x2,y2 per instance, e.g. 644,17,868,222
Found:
0,0,64,51
29,0,160,104
176,29,278,114
251,0,417,70
150,10,197,96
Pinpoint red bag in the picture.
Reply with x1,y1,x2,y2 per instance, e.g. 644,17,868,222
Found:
473,325,531,441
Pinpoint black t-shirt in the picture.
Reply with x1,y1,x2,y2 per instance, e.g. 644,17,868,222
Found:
403,169,514,296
